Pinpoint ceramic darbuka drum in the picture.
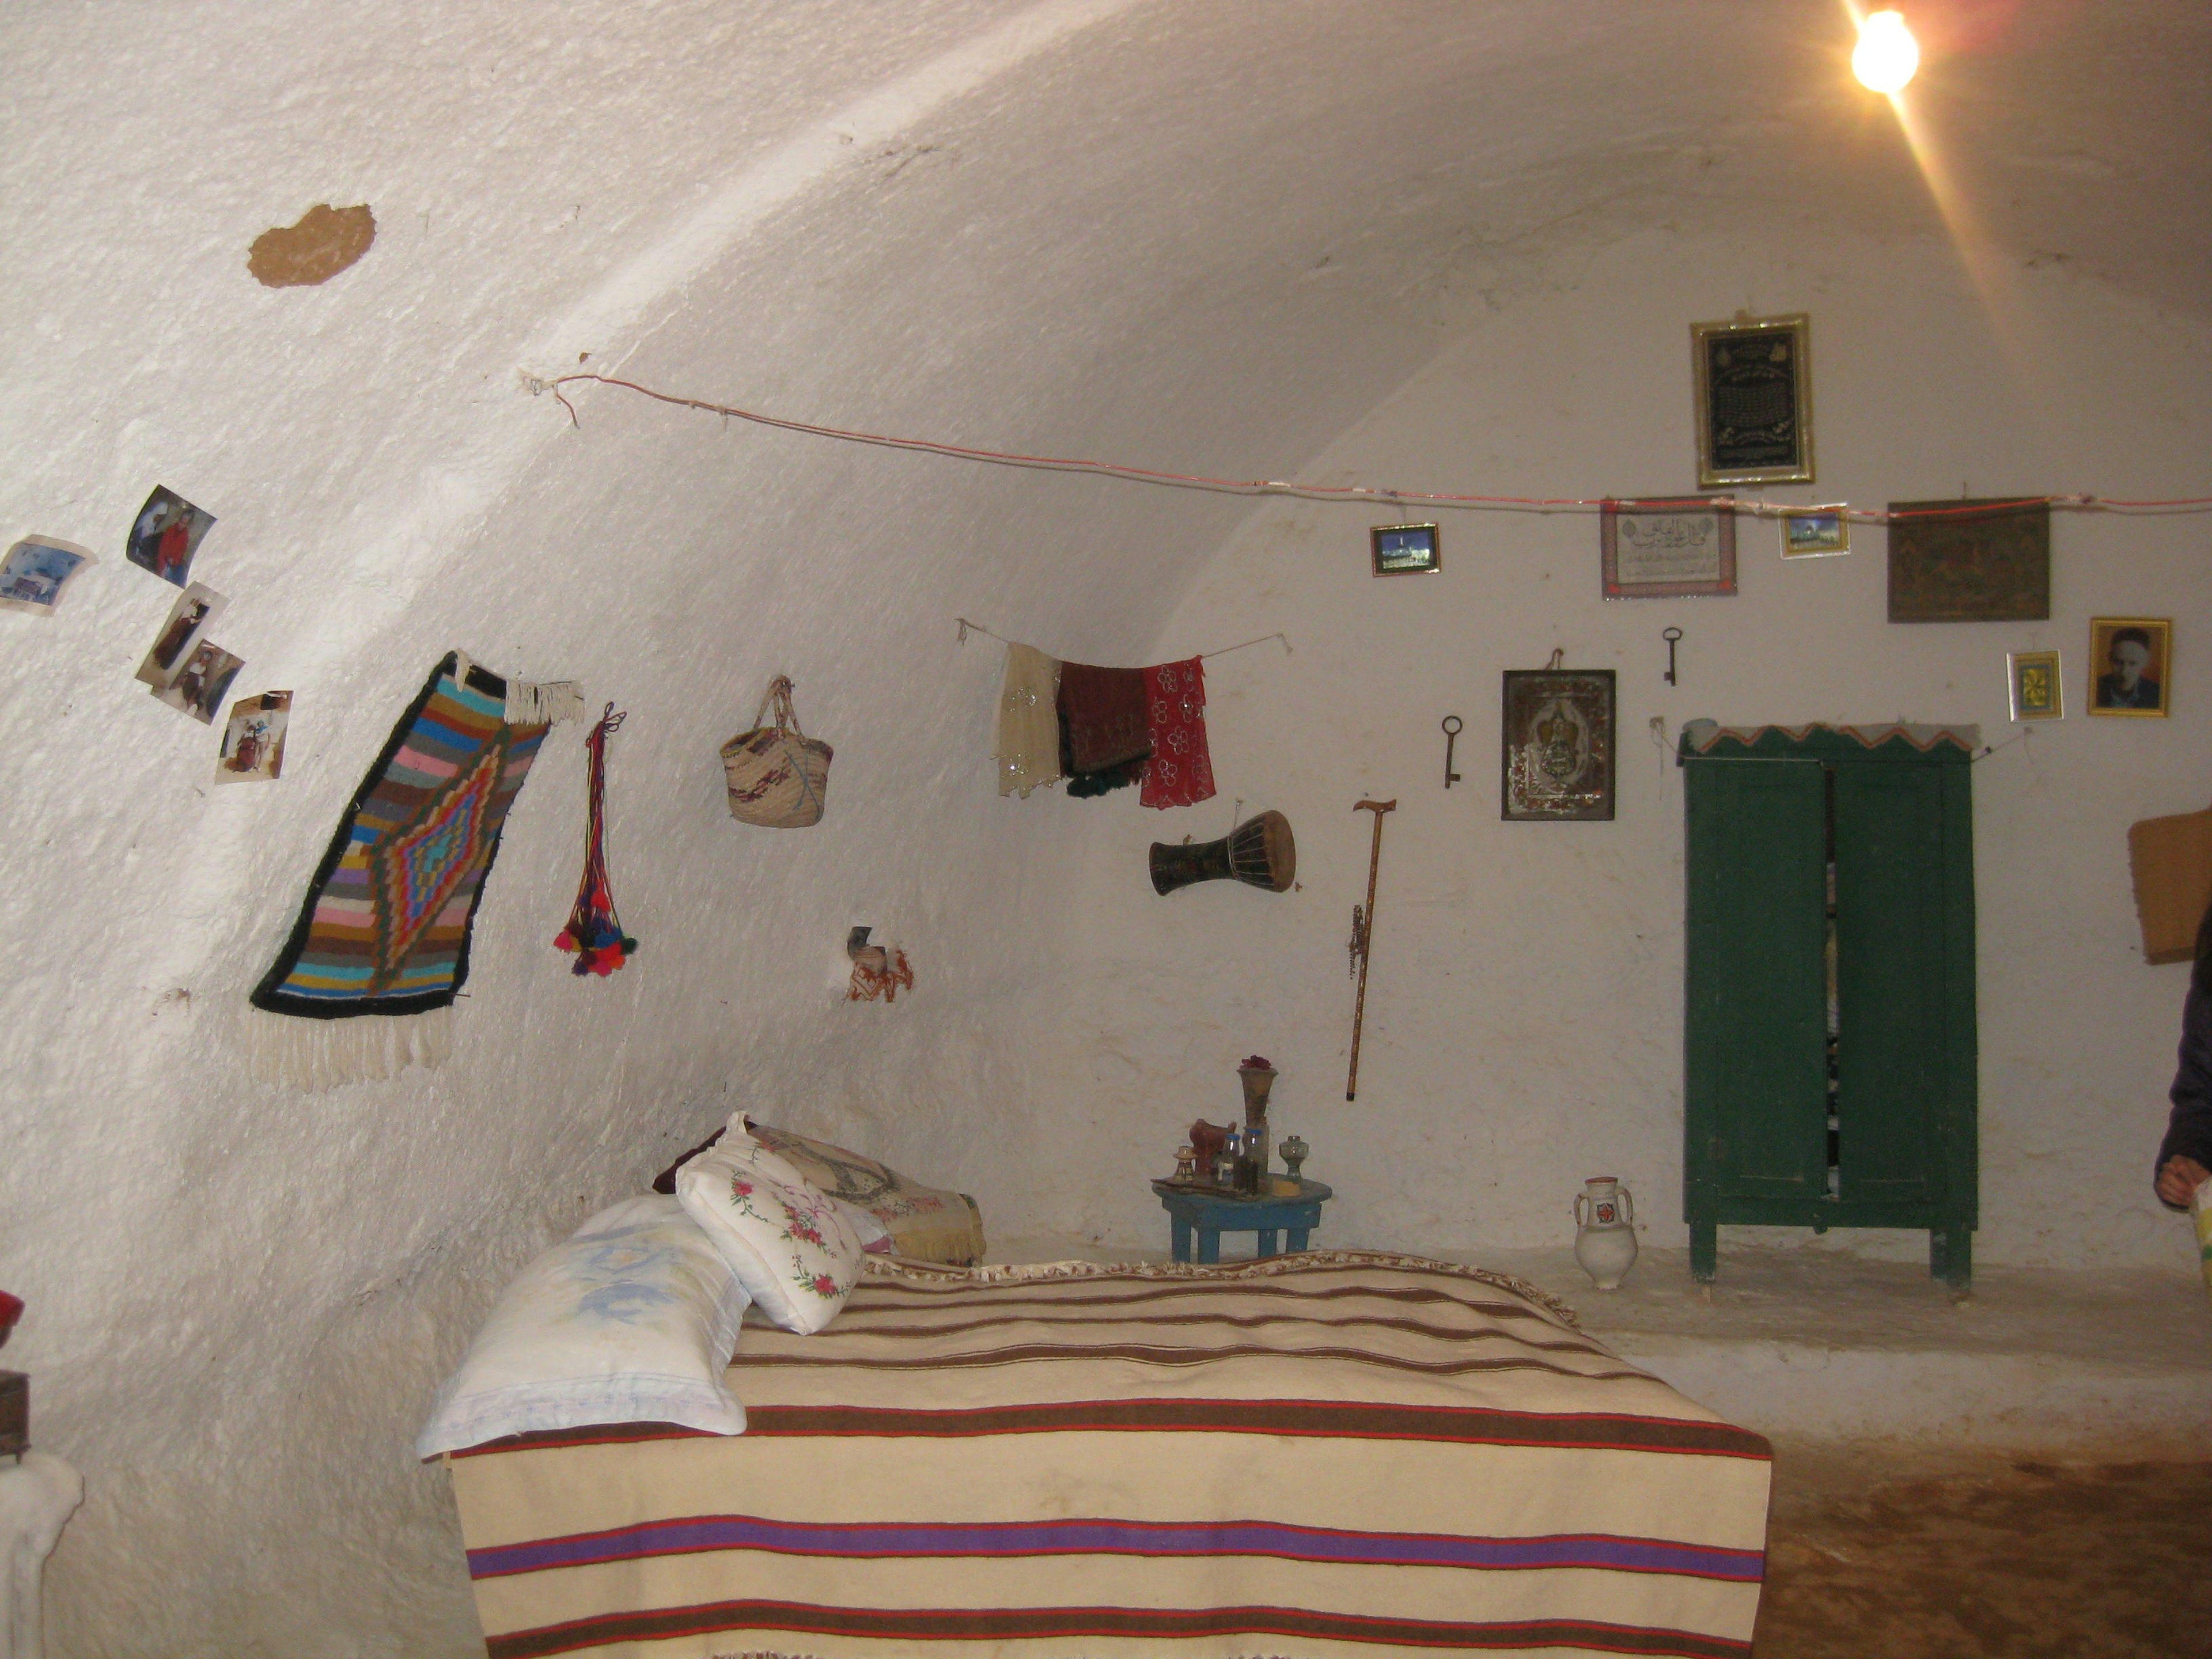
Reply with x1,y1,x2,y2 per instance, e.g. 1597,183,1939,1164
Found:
1573,1176,1639,1290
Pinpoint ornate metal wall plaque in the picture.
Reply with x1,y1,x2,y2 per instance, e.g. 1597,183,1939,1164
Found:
1691,314,1813,487
1501,668,1616,822
1887,498,2050,623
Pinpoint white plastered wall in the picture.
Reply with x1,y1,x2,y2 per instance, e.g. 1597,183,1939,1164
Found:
0,0,2205,1653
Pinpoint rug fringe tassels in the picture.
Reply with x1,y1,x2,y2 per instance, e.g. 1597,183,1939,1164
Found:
505,678,587,726
246,1006,453,1090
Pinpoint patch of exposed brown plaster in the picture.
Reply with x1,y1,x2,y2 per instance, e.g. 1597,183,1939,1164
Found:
248,203,376,288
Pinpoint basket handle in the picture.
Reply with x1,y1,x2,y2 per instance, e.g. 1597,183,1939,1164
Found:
751,675,805,738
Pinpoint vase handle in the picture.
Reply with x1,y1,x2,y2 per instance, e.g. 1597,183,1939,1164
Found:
1619,1190,1634,1225
1573,1194,1588,1228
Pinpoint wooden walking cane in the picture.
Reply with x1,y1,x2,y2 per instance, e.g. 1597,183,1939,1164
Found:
1346,798,1397,1101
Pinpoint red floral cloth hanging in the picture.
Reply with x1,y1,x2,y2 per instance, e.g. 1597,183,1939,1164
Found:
554,703,639,976
1140,657,1216,809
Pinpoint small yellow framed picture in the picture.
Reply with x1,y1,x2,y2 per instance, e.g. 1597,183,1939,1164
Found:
1780,508,1850,558
2087,617,2171,718
2006,649,2062,721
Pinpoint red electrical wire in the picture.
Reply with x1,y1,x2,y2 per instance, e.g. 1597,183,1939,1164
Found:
543,373,2212,522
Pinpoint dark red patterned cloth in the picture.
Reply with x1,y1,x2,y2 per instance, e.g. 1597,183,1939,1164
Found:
1058,662,1150,773
1140,657,1215,809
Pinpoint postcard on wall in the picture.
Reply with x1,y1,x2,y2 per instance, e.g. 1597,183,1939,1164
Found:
125,486,217,587
1601,500,1736,598
1691,313,1813,487
1501,667,1615,822
2006,649,2062,721
1780,508,1850,558
1886,498,2050,623
135,582,228,690
2087,616,2171,719
152,640,245,725
215,690,292,782
0,536,97,614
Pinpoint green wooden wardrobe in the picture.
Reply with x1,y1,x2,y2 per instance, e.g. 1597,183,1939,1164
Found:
1679,722,1978,1286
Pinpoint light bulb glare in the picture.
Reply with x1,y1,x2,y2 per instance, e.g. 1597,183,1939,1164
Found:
1853,11,1919,93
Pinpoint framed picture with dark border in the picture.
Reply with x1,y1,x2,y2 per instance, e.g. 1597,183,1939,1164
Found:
1370,522,1440,577
1501,667,1615,821
2087,617,2171,718
2006,649,2062,721
1691,313,1813,487
1887,498,2050,623
1601,499,1736,599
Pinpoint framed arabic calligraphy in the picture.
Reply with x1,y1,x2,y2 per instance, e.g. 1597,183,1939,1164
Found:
1601,500,1737,599
1691,313,1813,486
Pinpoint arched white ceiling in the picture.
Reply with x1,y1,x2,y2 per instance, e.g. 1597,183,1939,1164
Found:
1,1,2205,1652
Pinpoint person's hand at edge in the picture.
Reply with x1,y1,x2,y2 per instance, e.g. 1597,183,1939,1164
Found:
2155,1155,2211,1208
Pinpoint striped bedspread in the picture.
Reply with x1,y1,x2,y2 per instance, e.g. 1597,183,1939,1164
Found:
446,1251,1771,1659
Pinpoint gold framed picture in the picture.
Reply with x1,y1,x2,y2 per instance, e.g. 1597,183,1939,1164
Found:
1780,508,1850,558
1691,313,1813,488
2088,617,2171,718
2006,650,2062,721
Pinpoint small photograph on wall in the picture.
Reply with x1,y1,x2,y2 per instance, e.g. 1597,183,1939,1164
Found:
125,486,217,587
134,582,228,690
1601,500,1736,599
1370,522,1440,576
2088,618,2171,718
1691,313,1813,487
1886,498,2050,623
153,641,245,724
1501,667,1615,821
0,536,97,614
2006,649,2063,721
215,690,293,783
1779,509,1850,559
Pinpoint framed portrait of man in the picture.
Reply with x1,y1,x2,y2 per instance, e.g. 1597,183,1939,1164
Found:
2088,617,2171,718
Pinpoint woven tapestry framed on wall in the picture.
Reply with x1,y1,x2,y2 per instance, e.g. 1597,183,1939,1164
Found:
1690,313,1813,487
1886,498,2051,623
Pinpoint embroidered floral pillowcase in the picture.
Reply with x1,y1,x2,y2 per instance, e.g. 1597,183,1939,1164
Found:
675,1122,865,1334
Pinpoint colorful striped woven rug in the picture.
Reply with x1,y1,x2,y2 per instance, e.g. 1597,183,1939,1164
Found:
250,652,560,1085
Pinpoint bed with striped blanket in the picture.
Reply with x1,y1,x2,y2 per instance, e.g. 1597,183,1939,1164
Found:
446,1251,1770,1659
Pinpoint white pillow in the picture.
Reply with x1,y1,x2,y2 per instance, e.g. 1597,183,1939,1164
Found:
675,1122,865,1334
415,1194,748,1457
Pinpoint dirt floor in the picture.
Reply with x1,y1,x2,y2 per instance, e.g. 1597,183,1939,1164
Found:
1754,1445,2212,1657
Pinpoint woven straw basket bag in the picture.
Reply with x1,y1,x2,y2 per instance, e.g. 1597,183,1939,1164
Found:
721,676,832,828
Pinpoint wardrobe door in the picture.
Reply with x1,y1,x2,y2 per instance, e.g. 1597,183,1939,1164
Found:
1832,763,1953,1203
1685,758,1830,1202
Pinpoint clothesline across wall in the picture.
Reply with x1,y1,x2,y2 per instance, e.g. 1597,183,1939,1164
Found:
955,618,1291,661
537,372,2212,524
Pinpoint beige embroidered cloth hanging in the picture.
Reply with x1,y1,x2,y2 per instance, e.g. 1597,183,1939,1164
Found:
995,643,1063,798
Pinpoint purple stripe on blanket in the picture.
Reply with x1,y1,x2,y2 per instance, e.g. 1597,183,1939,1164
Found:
468,1514,1764,1583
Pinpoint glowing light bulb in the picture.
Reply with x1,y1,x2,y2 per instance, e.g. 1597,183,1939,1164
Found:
1853,10,1920,93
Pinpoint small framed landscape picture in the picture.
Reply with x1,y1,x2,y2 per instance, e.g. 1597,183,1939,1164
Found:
2087,617,2171,718
1780,509,1850,558
1370,522,1440,577
1691,313,1813,487
1601,500,1736,598
2006,650,2062,722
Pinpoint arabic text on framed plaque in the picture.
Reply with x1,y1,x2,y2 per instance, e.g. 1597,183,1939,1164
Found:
1691,313,1813,487
1601,499,1737,599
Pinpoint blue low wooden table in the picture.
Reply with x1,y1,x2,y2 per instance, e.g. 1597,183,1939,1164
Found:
1151,1179,1333,1264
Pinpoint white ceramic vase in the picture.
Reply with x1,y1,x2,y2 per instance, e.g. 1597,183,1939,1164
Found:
1573,1176,1638,1290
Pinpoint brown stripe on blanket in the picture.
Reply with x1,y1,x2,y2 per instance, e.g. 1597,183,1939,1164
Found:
843,1280,1578,1327
730,1339,1645,1382
770,1309,1613,1358
451,1401,1772,1461
487,1597,1754,1659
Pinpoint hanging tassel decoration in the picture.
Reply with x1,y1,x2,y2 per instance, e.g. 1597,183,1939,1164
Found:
555,703,640,976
